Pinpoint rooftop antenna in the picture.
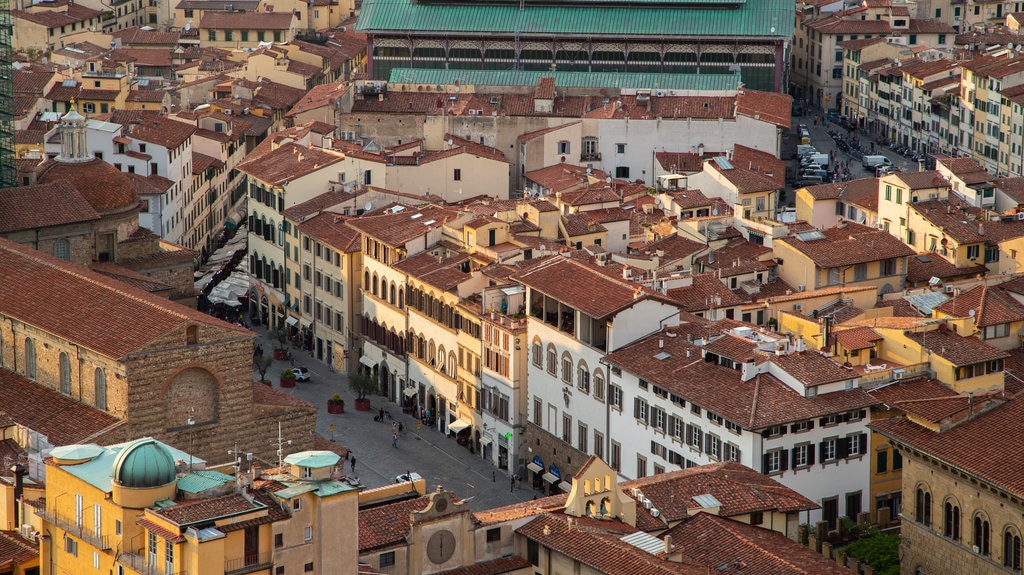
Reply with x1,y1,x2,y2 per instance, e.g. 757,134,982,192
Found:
275,421,293,471
228,440,251,475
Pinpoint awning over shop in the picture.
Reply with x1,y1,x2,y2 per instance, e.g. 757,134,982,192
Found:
448,419,472,434
285,316,299,327
403,387,418,398
658,173,686,181
559,481,572,493
359,356,377,368
526,462,543,473
480,436,492,447
299,318,312,328
542,472,560,484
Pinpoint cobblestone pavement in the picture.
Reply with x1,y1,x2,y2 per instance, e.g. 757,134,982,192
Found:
248,325,537,510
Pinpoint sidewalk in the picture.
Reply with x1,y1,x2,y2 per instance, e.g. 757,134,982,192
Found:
247,325,536,509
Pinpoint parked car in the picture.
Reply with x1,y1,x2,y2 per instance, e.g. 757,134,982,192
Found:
396,472,423,483
292,366,311,382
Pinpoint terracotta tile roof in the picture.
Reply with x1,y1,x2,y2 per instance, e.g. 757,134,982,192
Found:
525,164,602,194
706,159,780,194
346,204,459,246
0,530,39,566
731,144,785,188
910,198,1024,244
534,77,555,100
623,460,817,521
517,121,581,142
664,513,855,575
778,221,915,268
126,89,168,103
434,556,534,575
839,36,887,50
199,11,294,29
107,110,196,149
137,518,187,543
393,249,472,291
286,81,349,118
800,177,878,201
282,190,354,220
768,350,861,386
13,65,54,95
513,255,676,319
696,238,774,278
191,152,224,174
886,170,949,190
472,493,568,526
153,493,263,526
867,376,971,424
238,142,346,185
655,151,705,173
905,252,986,284
934,284,1024,327
935,155,994,184
251,381,317,414
13,3,102,26
107,48,173,68
0,238,248,359
88,262,172,293
0,370,124,446
666,273,747,312
604,327,874,429
905,329,1008,366
112,26,185,45
665,188,716,210
358,496,430,551
517,513,705,575
632,234,705,265
297,212,361,253
0,180,101,233
735,90,792,129
995,176,1024,204
833,326,883,351
871,395,1024,498
561,212,607,237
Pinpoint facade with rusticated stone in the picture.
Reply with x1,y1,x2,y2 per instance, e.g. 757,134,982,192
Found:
0,237,317,467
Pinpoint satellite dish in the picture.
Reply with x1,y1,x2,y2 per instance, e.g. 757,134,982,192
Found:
364,202,373,211
605,176,612,183
770,26,776,34
447,139,453,147
969,309,976,317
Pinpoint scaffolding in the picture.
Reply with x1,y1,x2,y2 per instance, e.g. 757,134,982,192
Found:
0,0,15,188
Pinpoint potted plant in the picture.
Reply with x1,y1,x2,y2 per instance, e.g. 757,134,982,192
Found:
254,356,273,385
279,368,297,388
349,373,377,411
327,394,345,414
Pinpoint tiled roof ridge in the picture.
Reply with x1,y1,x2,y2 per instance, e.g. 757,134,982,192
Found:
6,242,215,332
698,513,827,573
748,374,761,428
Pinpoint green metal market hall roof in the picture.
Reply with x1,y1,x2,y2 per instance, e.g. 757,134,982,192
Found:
356,0,794,39
387,68,743,92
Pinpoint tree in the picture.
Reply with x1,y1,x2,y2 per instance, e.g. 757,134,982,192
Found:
254,356,273,383
349,373,377,400
270,327,288,351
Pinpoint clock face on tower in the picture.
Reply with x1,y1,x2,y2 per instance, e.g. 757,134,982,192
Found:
427,530,456,564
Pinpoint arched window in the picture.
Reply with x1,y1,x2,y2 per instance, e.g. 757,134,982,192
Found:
398,289,405,309
437,346,446,372
59,352,71,395
53,239,71,261
577,360,591,393
448,352,457,377
24,337,36,379
390,282,396,305
944,500,961,541
1004,529,1021,571
915,487,931,527
94,368,107,411
974,514,991,556
372,274,379,296
364,270,370,290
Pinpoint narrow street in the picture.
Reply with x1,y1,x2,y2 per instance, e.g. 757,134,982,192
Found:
248,326,535,510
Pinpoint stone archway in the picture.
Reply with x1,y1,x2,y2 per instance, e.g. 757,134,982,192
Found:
162,366,219,430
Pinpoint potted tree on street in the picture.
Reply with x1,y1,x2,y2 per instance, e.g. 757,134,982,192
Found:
349,373,377,411
271,328,289,360
254,356,273,385
327,394,345,414
279,368,297,388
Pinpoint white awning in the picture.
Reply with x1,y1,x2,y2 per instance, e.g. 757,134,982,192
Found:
403,387,418,398
480,436,492,447
359,356,377,368
299,318,312,328
526,462,543,473
448,419,472,434
285,316,299,327
658,174,686,181
542,472,560,484
558,481,572,493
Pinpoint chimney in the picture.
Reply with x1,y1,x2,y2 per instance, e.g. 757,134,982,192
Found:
543,525,552,536
659,338,664,348
664,535,672,555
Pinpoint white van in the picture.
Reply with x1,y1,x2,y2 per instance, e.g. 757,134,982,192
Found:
862,155,893,169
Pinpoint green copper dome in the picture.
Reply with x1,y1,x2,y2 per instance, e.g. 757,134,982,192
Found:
112,438,177,488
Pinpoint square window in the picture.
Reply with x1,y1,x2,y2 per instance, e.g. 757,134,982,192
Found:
486,528,500,542
304,562,314,572
304,526,312,541
275,533,284,548
293,499,301,511
380,552,395,567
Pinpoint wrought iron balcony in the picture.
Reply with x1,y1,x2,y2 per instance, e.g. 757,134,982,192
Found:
116,552,187,575
36,507,110,550
225,551,274,575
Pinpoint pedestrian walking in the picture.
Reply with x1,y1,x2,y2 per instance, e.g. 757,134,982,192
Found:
350,455,356,473
392,433,398,448
379,407,385,422
391,421,397,435
398,422,404,436
511,475,515,493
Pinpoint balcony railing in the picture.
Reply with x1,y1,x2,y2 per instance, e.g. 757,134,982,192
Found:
225,551,273,575
36,507,110,550
116,552,187,575
580,152,601,161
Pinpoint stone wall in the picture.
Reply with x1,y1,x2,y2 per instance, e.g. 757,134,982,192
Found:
524,422,588,485
898,452,1024,574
